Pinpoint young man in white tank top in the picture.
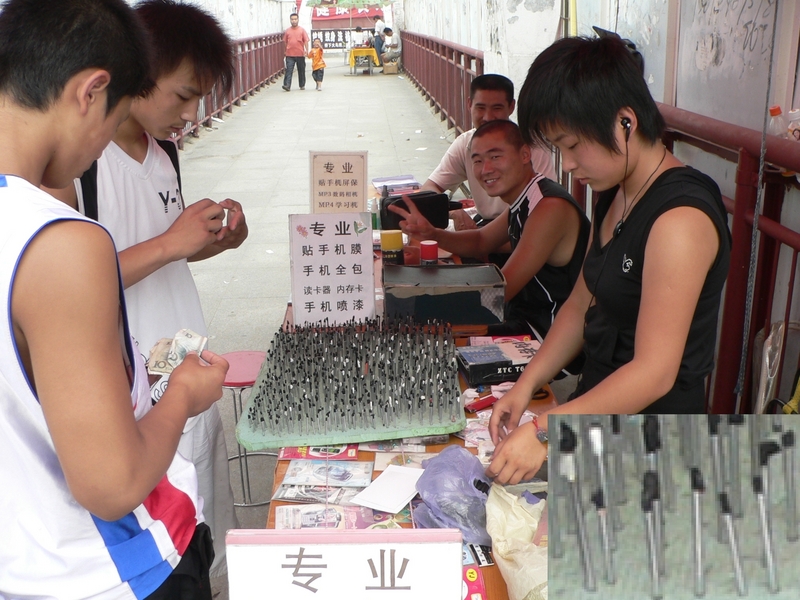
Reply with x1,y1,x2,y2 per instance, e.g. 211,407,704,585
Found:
0,1,229,598
47,0,247,579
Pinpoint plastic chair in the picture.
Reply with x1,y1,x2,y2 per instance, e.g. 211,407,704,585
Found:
220,351,274,507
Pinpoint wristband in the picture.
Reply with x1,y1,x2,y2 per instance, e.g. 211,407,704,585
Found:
533,415,548,443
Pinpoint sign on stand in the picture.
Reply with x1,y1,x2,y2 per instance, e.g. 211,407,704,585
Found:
289,212,375,326
310,151,368,213
226,529,463,600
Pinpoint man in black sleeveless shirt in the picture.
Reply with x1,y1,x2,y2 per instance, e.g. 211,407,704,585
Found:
389,120,589,349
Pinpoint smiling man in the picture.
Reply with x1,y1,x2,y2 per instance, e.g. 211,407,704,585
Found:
421,74,556,228
390,120,589,352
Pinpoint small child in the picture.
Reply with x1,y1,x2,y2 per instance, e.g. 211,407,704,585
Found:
309,38,326,91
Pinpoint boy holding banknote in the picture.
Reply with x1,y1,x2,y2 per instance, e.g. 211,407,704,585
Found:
48,0,246,577
1,0,229,597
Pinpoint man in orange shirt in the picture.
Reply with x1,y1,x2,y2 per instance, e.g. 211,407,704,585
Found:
282,13,309,91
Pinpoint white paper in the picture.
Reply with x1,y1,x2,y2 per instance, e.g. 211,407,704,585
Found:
351,465,424,514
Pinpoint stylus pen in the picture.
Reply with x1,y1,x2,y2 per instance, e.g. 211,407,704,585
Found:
658,416,676,512
592,489,615,585
642,487,662,599
562,421,594,591
782,430,798,542
550,444,563,560
754,476,779,593
720,492,747,597
643,470,665,577
728,415,745,518
691,468,705,597
760,441,781,531
611,415,627,506
709,416,725,542
590,424,619,545
750,416,761,484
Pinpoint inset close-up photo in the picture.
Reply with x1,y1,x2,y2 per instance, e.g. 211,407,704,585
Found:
549,415,800,599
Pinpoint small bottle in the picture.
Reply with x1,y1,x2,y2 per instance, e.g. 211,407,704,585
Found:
767,106,794,176
370,196,381,230
788,109,800,142
768,105,789,139
420,240,438,266
380,230,404,265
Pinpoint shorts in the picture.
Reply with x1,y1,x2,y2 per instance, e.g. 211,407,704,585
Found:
312,68,324,82
145,523,215,600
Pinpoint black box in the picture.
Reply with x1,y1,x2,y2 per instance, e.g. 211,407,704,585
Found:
383,264,505,325
456,339,540,386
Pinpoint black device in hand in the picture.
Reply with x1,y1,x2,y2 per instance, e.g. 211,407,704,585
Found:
380,190,452,230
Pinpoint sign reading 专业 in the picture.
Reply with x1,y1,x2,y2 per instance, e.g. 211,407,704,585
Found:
289,212,375,326
310,151,367,214
226,529,463,600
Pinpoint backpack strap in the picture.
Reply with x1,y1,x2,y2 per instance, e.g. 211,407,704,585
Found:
77,138,182,221
155,138,182,193
78,160,100,221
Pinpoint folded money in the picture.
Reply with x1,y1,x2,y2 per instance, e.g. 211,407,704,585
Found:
147,328,208,375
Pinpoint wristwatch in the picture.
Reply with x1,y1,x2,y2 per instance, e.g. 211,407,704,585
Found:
533,416,548,443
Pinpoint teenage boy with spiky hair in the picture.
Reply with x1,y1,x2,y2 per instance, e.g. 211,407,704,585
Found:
0,0,229,598
49,0,246,578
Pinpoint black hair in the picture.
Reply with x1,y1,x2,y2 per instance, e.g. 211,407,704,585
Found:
383,27,393,34
355,26,362,32
471,120,526,152
0,0,151,113
470,74,514,106
136,0,234,97
518,36,664,153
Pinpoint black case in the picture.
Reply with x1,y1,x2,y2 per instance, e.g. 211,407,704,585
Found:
380,190,450,230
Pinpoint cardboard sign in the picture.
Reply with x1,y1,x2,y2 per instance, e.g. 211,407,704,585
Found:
226,529,463,600
310,151,367,213
289,213,375,325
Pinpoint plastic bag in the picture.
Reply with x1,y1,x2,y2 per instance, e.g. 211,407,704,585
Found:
413,445,492,545
486,484,548,600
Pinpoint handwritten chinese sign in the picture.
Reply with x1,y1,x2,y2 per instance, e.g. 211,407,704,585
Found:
226,529,462,600
290,213,375,326
311,151,367,213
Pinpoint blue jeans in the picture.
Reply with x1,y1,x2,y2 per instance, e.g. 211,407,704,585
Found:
283,56,306,89
373,36,384,65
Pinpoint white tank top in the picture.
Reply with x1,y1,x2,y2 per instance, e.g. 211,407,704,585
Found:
76,135,207,361
0,175,203,599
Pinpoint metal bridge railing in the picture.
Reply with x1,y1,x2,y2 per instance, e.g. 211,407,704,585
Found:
176,33,285,148
400,32,484,135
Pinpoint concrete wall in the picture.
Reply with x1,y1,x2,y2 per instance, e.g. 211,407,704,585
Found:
127,0,284,39
401,0,559,99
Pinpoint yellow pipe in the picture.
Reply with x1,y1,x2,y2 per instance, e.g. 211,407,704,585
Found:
569,0,577,37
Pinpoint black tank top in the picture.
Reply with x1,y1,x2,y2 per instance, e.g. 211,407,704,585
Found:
506,176,590,340
576,166,731,413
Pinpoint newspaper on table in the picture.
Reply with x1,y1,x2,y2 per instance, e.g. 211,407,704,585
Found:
147,328,208,375
282,460,373,488
271,484,364,505
274,503,376,530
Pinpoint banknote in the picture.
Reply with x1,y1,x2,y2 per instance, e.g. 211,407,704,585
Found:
147,329,208,375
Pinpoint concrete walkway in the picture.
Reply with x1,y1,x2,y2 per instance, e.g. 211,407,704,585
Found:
178,57,457,597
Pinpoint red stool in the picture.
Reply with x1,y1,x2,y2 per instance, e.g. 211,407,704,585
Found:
221,351,273,507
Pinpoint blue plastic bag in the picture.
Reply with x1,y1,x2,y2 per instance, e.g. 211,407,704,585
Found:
414,445,492,545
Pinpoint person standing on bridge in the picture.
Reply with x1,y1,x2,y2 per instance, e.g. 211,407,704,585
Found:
283,12,309,91
308,37,326,91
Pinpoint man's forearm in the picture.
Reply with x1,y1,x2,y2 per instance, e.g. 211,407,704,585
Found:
426,228,487,259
